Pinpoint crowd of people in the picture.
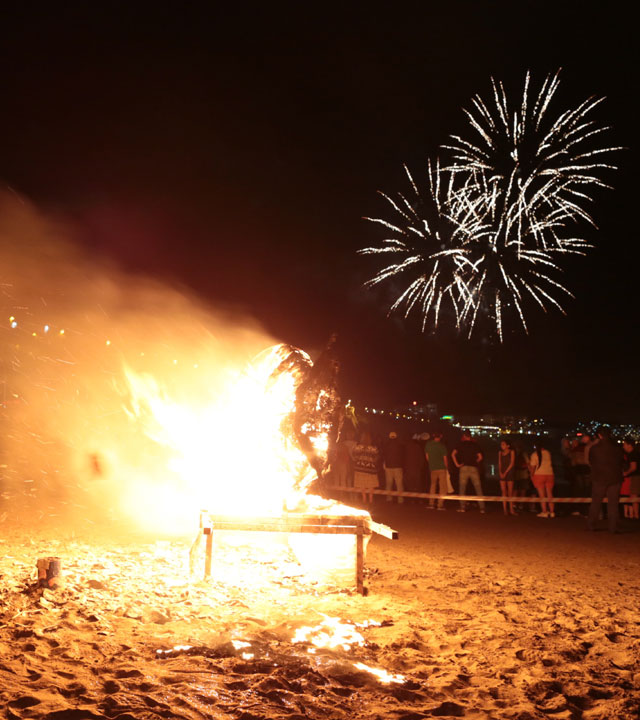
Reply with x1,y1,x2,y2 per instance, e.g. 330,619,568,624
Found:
330,424,640,533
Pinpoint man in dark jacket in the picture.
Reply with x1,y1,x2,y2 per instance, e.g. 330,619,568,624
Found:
588,426,623,533
404,435,426,498
383,431,405,504
452,430,485,513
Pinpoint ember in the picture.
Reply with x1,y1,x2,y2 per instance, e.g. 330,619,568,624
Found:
292,614,368,651
353,662,406,684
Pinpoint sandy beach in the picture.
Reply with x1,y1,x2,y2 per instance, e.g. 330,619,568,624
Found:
1,503,639,720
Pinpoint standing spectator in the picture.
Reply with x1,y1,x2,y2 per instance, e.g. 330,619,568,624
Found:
404,434,426,500
530,442,555,518
418,432,431,493
498,439,516,515
425,431,449,510
622,437,640,520
513,444,531,511
588,426,623,533
452,430,485,513
333,432,354,497
352,430,380,505
620,469,632,519
560,436,573,489
383,431,405,504
571,434,593,515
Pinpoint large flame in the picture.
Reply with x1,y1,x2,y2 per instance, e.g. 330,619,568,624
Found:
118,344,350,533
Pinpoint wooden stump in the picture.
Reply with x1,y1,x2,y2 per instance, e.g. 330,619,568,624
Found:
37,557,62,588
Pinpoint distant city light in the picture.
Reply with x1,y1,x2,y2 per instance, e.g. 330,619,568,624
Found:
317,402,637,441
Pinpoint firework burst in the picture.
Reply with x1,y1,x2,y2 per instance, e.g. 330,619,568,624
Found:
362,71,620,340
445,70,621,249
360,161,483,331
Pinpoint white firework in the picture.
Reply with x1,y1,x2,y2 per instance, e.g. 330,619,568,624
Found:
362,71,619,341
445,70,621,251
360,161,484,332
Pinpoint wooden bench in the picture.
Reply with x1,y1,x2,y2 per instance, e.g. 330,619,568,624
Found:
192,510,398,594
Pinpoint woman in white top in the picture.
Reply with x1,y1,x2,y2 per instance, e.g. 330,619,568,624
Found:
529,443,555,518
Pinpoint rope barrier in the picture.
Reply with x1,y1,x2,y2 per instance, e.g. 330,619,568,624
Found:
324,487,637,503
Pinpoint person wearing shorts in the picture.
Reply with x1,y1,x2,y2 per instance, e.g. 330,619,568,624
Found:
352,430,380,505
513,446,531,511
529,443,555,518
498,439,516,515
452,431,485,513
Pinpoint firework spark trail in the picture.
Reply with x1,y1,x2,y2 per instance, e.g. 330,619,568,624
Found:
360,161,485,332
361,71,620,340
445,70,621,250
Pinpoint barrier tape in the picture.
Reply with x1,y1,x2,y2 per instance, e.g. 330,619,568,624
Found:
324,487,637,503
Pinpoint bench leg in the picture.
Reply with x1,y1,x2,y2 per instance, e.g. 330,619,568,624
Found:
356,530,364,595
204,528,213,579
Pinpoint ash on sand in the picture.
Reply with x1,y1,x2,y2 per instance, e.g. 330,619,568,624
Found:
1,506,639,720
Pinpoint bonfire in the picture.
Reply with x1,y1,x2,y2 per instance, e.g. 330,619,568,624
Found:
124,336,395,594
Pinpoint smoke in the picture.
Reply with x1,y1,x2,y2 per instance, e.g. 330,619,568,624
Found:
0,192,276,531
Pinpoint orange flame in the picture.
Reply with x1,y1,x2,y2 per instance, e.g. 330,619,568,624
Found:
117,344,356,533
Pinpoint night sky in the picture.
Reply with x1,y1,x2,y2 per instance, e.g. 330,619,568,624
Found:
0,3,635,422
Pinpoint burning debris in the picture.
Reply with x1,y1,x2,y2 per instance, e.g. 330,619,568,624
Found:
273,334,342,486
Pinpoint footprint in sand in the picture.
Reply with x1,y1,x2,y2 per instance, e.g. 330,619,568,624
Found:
57,682,88,698
428,700,466,717
102,680,120,694
560,642,591,662
8,696,42,709
55,670,76,679
515,648,543,663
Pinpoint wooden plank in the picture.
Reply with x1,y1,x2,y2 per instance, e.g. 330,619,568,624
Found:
210,521,360,534
368,520,399,540
189,531,202,575
208,513,370,526
204,527,213,578
356,529,364,595
200,511,376,593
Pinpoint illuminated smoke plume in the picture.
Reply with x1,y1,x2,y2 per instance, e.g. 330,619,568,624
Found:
361,71,621,341
0,192,281,531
